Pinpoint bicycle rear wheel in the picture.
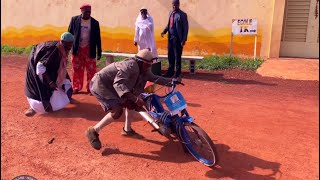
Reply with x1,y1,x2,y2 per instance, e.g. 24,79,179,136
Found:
178,122,218,166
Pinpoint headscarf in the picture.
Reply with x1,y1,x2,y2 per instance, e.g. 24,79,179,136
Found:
134,10,158,57
135,11,154,31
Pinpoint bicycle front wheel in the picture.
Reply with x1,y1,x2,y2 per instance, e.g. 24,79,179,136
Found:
178,122,218,166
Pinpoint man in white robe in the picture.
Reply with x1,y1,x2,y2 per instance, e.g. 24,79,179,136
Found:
24,32,75,117
134,7,158,58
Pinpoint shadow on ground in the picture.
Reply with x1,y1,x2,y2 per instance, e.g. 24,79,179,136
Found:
102,138,282,180
207,144,282,180
182,72,277,86
42,101,147,122
42,102,105,121
102,138,194,164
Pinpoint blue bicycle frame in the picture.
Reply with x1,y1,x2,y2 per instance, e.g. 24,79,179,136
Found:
142,84,194,132
141,83,218,167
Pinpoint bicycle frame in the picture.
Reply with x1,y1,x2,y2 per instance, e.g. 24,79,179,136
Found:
141,84,194,133
141,83,219,167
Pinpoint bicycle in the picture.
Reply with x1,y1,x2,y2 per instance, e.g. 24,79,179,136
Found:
139,80,219,167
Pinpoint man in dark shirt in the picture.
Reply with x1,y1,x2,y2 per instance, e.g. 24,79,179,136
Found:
161,0,189,79
68,3,102,95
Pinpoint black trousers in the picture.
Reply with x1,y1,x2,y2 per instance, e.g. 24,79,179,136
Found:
167,37,183,78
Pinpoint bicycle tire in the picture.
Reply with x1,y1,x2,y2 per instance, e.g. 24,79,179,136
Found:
178,122,218,166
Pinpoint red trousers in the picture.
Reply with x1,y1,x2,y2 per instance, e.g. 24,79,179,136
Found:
71,47,96,92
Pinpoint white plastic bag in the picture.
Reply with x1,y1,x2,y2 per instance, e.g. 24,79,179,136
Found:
50,88,70,111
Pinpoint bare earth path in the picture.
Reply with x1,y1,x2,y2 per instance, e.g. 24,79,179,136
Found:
1,55,319,180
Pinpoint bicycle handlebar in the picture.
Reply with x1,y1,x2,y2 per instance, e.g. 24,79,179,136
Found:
156,79,184,99
141,79,184,101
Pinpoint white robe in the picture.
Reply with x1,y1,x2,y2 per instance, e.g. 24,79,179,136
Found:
134,13,158,58
27,62,71,114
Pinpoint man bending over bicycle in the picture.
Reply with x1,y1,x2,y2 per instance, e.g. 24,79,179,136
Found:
86,49,174,150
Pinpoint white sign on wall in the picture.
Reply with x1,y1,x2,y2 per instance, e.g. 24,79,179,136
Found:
230,18,258,59
232,18,258,35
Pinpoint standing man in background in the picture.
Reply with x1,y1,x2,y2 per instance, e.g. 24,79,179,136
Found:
134,7,158,58
68,3,102,95
161,0,189,79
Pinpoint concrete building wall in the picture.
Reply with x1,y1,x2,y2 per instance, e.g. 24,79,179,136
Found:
1,0,281,58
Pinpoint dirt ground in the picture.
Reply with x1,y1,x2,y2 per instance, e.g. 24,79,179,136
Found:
1,55,319,180
257,58,319,81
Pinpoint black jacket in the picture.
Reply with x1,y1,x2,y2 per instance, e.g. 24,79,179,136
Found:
25,41,71,111
68,15,102,58
162,9,189,43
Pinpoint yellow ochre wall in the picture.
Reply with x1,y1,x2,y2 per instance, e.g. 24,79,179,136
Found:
1,0,281,58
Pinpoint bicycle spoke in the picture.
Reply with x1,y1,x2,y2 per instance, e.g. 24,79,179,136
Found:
179,123,218,166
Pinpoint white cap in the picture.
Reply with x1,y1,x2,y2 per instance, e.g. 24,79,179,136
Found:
140,7,147,11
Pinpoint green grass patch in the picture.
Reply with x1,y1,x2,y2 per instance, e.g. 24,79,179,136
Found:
2,45,264,71
1,44,33,55
96,54,264,70
197,55,264,71
160,55,264,71
97,51,126,69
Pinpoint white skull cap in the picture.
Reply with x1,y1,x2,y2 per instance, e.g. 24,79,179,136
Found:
140,7,147,11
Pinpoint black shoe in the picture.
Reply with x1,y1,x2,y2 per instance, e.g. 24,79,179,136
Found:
85,127,102,150
121,128,144,139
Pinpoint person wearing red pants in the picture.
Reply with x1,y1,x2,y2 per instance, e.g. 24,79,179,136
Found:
68,3,102,95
